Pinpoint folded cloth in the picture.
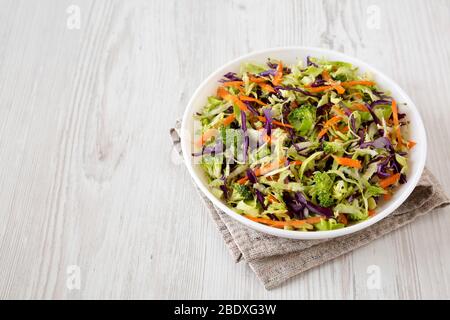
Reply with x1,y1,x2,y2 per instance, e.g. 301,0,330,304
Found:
170,121,450,289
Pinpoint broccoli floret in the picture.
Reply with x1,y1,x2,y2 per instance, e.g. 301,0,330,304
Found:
323,141,344,154
310,172,335,207
232,184,253,201
287,104,316,136
317,192,335,207
313,172,334,190
332,180,354,201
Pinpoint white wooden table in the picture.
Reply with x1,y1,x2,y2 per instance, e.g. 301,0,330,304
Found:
1,0,449,299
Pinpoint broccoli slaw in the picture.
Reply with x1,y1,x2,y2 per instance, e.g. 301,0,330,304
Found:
193,56,415,231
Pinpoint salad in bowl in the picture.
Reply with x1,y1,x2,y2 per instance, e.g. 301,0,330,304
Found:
182,48,426,239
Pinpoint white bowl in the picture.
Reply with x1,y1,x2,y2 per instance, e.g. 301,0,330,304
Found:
180,47,427,240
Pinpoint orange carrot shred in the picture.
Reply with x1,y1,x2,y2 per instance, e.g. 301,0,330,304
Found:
257,116,293,129
337,213,348,225
237,158,287,184
383,193,392,201
341,80,375,87
222,114,236,126
350,103,368,112
322,70,332,82
222,81,244,88
333,156,362,169
332,105,346,117
273,119,293,128
318,116,342,138
239,95,267,105
368,210,376,217
290,160,303,166
391,99,403,148
195,128,218,147
321,70,345,94
306,85,334,93
245,215,322,228
217,87,249,113
258,82,276,93
272,62,283,86
379,173,401,189
267,195,278,203
407,140,416,149
249,76,267,83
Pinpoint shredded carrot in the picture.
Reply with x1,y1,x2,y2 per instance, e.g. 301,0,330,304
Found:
216,86,229,99
333,156,362,169
317,128,328,139
195,113,236,146
379,173,401,189
383,193,392,201
407,140,416,149
368,210,376,217
333,84,346,94
332,105,346,117
302,216,323,225
258,157,287,175
306,83,344,94
238,157,287,184
217,87,249,113
273,119,293,128
324,116,343,128
350,103,368,112
236,176,248,184
195,128,218,147
318,116,342,138
341,80,375,87
267,195,278,203
391,99,403,148
239,95,267,106
222,81,244,88
249,76,267,83
272,62,283,86
337,213,348,225
222,114,236,126
321,70,345,94
257,116,293,129
245,215,322,228
248,75,276,93
337,125,349,133
306,85,334,93
321,70,332,82
290,160,303,166
258,82,276,93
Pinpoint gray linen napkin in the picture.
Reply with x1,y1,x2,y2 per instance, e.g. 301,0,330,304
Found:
170,121,450,289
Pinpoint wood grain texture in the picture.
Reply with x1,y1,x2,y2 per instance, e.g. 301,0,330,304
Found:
0,0,449,299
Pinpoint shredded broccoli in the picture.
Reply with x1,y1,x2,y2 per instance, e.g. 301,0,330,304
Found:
310,172,335,207
231,184,253,201
323,141,345,154
333,180,354,201
287,104,316,135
